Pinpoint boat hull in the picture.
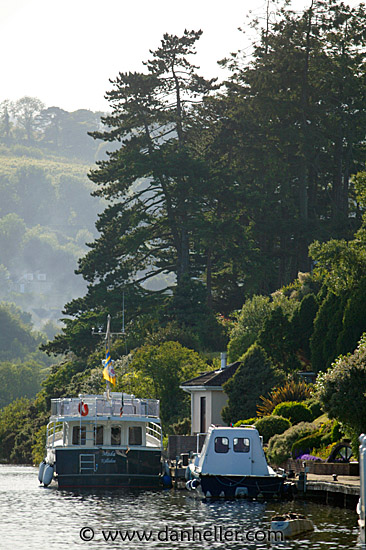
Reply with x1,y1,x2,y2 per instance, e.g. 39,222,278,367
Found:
54,447,162,489
197,474,286,499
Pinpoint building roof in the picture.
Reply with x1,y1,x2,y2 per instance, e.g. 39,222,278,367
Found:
180,361,242,388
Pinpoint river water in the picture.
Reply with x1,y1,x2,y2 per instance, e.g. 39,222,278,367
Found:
0,464,360,549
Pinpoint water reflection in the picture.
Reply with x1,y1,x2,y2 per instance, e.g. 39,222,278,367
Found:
0,465,359,549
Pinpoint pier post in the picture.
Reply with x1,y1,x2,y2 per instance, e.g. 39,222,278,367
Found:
359,434,366,544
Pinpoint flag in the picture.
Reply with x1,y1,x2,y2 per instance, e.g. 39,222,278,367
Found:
103,346,116,385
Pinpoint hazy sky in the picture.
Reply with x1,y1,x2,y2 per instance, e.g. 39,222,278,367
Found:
0,0,360,112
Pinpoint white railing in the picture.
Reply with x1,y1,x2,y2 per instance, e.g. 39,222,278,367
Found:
147,422,162,442
51,394,160,419
46,421,65,447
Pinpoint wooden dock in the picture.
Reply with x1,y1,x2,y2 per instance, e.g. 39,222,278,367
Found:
296,473,359,509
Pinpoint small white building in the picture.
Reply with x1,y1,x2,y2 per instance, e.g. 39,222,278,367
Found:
180,360,241,435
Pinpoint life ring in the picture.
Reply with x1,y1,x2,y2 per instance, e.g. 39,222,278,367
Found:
78,402,89,416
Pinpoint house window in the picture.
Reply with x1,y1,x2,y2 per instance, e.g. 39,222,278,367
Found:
111,426,121,446
214,436,229,453
94,426,104,445
72,426,86,445
233,437,250,453
129,426,142,445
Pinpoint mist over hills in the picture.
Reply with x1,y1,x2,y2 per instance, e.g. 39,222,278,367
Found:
0,97,106,328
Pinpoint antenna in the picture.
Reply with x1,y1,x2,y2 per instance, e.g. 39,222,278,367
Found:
92,312,126,399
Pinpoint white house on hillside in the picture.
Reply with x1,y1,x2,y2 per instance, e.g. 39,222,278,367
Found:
180,358,242,435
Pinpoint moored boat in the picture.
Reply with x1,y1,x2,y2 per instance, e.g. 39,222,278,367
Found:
186,425,289,499
39,392,163,489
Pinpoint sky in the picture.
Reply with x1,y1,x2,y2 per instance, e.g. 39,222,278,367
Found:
0,0,361,113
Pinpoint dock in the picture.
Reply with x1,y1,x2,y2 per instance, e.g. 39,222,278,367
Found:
297,473,359,509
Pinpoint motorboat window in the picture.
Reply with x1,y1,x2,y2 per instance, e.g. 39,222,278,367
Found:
111,426,121,446
129,426,142,445
214,436,229,453
94,425,104,446
72,426,86,445
233,437,250,453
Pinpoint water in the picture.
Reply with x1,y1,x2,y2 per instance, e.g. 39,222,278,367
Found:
0,464,360,549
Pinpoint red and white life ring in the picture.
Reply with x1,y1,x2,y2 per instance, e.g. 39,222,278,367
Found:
78,402,89,416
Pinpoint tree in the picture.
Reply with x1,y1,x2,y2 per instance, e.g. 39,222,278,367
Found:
0,100,12,141
216,0,366,288
257,306,300,372
12,96,45,141
82,30,216,294
115,341,208,426
227,295,273,361
221,343,284,423
316,333,366,447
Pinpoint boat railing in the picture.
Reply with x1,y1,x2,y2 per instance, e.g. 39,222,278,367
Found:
147,421,162,441
47,421,65,448
50,394,160,419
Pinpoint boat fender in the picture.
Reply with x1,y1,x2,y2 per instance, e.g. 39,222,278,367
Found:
191,479,200,490
42,464,54,487
78,402,89,416
186,480,193,491
38,460,46,483
162,474,172,488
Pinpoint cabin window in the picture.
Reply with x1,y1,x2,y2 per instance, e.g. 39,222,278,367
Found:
129,426,142,445
93,425,104,446
233,437,250,453
214,436,229,453
72,426,86,445
111,426,121,446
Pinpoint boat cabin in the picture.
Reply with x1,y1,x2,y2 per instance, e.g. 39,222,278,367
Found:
46,393,162,454
194,425,270,476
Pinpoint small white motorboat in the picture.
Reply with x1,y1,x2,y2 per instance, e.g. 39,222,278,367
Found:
185,425,290,499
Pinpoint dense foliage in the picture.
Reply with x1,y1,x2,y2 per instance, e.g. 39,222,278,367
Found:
316,334,366,451
266,422,316,466
0,303,53,408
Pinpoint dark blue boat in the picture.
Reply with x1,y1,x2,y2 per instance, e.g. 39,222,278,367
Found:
39,393,163,489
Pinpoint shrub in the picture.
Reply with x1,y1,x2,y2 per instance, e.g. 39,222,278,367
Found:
255,415,291,444
272,401,312,424
304,398,323,420
292,431,324,458
291,419,336,458
316,333,366,439
170,417,191,435
298,454,322,461
234,418,257,427
266,422,315,466
331,421,344,443
257,381,313,416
